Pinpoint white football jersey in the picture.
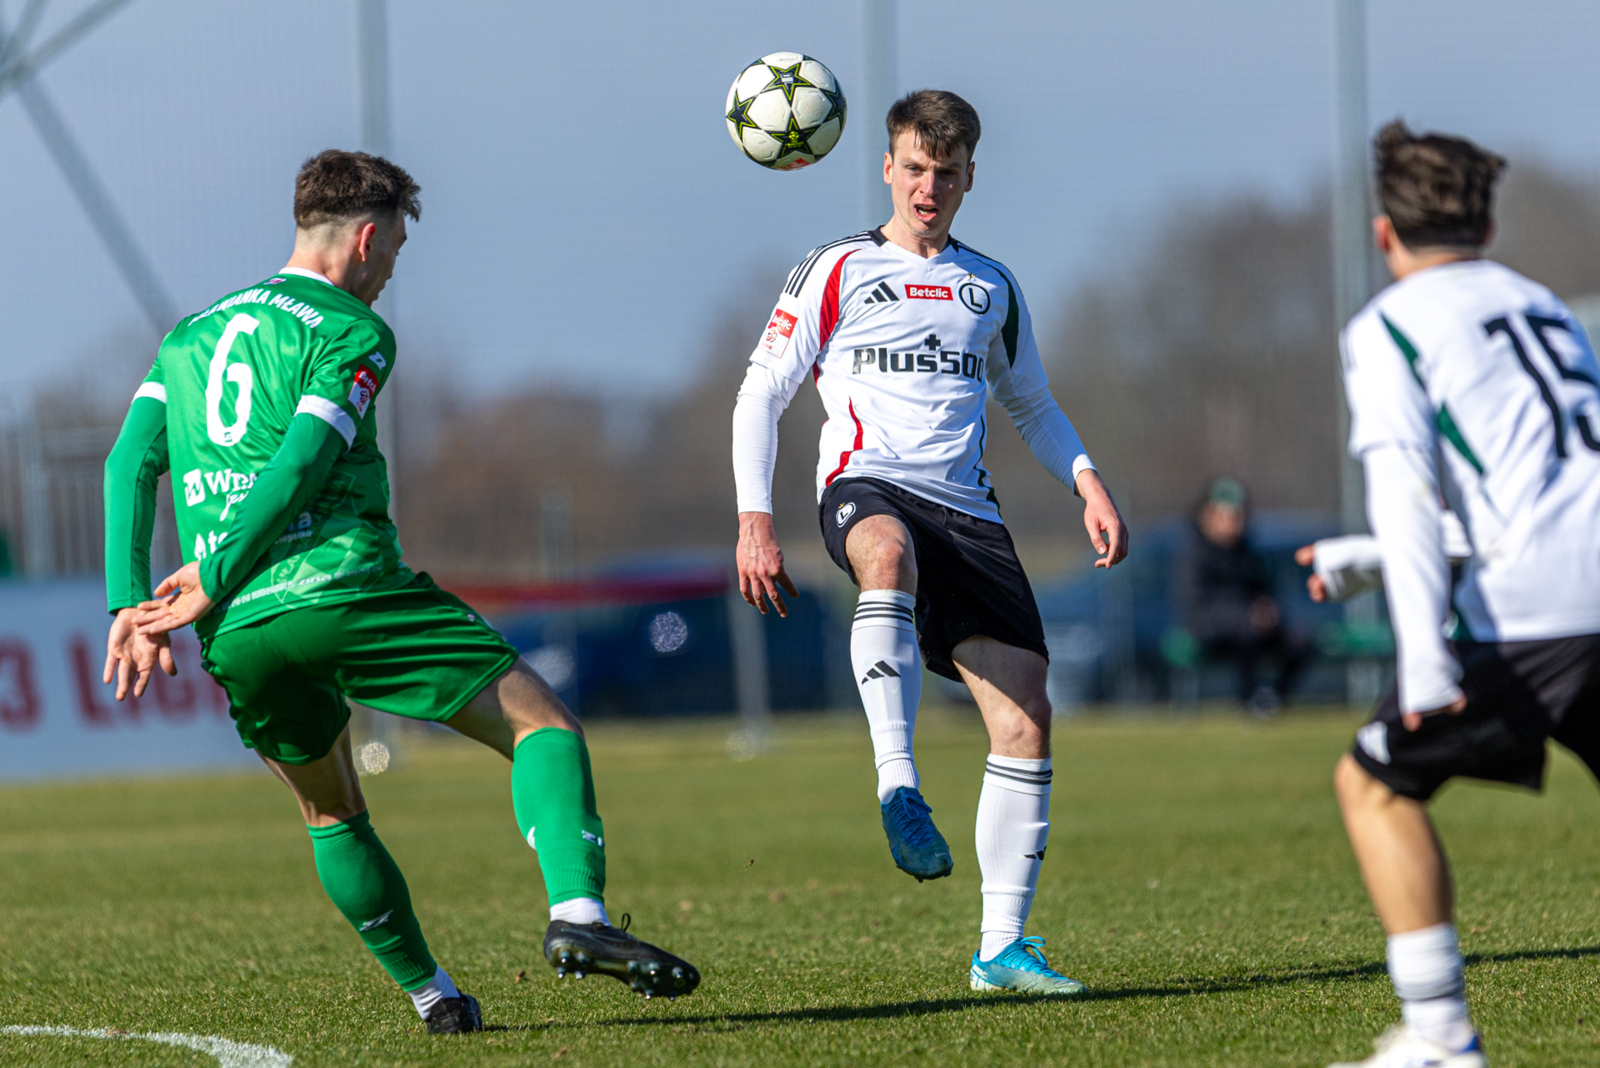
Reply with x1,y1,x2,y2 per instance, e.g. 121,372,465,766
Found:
745,228,1090,523
1343,259,1600,641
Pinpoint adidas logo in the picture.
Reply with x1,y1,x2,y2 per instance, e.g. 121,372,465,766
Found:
358,910,394,932
863,281,900,304
1023,849,1047,861
860,659,901,683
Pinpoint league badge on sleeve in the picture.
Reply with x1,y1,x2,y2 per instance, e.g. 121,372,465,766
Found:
761,307,798,356
349,366,379,417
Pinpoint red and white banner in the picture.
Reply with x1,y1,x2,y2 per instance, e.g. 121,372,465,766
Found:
0,581,253,782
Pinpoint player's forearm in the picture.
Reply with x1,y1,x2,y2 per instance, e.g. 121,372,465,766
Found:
198,413,344,602
731,364,798,514
104,397,169,613
1311,535,1386,602
1365,445,1462,711
1004,389,1094,496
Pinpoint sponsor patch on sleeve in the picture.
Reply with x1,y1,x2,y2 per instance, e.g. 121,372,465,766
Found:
761,307,798,356
348,366,380,417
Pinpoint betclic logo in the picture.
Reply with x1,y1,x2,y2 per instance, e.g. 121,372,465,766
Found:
904,285,952,301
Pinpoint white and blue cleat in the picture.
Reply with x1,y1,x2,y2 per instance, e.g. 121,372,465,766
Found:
970,936,1086,996
880,786,953,881
1327,1025,1486,1068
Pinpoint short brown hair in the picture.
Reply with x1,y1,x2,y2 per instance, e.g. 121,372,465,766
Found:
1374,120,1504,249
294,149,421,229
886,90,981,161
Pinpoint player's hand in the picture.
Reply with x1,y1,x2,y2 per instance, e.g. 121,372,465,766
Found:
737,511,799,617
1075,469,1128,569
1401,693,1468,732
104,607,176,701
134,562,216,636
1295,544,1329,602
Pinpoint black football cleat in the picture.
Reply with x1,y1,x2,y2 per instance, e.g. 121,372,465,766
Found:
542,913,700,1000
424,993,483,1034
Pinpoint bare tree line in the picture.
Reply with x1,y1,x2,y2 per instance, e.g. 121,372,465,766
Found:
397,164,1600,580
23,166,1600,583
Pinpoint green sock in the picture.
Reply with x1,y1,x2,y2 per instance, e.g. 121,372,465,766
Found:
512,727,607,907
306,811,437,991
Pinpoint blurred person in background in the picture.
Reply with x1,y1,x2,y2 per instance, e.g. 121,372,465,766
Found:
1173,476,1308,715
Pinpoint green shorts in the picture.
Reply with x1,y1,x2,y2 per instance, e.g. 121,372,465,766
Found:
202,571,520,765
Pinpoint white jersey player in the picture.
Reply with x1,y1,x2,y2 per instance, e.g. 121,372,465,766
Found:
1325,123,1600,1068
731,90,1126,997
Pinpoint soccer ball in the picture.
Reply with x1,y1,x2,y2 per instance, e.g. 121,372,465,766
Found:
725,52,847,171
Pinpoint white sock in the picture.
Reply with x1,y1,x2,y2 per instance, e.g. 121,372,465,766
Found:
976,754,1052,961
550,896,609,926
851,590,922,802
407,966,461,1019
1388,923,1475,1052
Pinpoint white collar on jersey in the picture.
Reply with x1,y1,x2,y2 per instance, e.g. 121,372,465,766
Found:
278,266,336,286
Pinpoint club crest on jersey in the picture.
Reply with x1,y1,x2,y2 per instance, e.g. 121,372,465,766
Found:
958,281,990,314
835,501,856,527
905,284,952,301
761,308,798,356
349,366,379,417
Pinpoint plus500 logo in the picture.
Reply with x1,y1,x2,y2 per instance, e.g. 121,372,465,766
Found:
852,347,984,379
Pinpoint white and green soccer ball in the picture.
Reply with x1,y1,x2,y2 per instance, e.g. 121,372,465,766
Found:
725,52,847,171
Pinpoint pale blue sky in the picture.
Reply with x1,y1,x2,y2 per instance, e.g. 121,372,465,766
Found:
3,0,1599,403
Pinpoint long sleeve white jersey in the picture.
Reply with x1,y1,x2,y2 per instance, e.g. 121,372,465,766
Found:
1342,259,1600,711
732,228,1093,523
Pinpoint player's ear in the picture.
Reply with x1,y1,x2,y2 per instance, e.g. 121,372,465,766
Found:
355,221,378,262
1372,215,1393,254
882,150,892,185
965,160,974,193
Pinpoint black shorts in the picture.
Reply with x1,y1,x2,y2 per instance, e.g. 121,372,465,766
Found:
1350,633,1600,801
819,477,1048,682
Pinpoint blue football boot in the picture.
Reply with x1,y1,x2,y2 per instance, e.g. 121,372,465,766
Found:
880,786,953,881
969,937,1086,996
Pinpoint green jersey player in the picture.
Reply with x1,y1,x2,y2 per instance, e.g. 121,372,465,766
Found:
103,150,698,1034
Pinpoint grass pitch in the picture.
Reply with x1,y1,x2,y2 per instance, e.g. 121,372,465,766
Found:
2,709,1597,1067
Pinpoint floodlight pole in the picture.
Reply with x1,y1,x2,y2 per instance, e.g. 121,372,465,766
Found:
356,0,400,522
358,0,390,159
1332,0,1383,706
356,0,401,760
1332,0,1373,531
860,0,895,230
0,3,177,338
0,0,136,103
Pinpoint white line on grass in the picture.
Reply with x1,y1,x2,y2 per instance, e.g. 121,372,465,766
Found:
2,1025,292,1067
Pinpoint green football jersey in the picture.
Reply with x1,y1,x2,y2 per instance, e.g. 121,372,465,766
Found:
147,268,410,639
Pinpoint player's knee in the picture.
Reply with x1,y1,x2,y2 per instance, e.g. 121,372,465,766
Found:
991,694,1051,755
1020,688,1052,732
859,537,915,589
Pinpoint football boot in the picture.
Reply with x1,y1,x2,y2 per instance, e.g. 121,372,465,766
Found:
424,993,483,1034
542,913,700,1000
880,786,953,881
1327,1024,1487,1068
969,937,1086,996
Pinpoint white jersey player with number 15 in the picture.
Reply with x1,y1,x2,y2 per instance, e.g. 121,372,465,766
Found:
731,90,1126,999
1326,122,1600,1068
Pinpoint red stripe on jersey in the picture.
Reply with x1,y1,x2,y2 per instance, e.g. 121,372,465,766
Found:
824,399,865,486
813,250,858,382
